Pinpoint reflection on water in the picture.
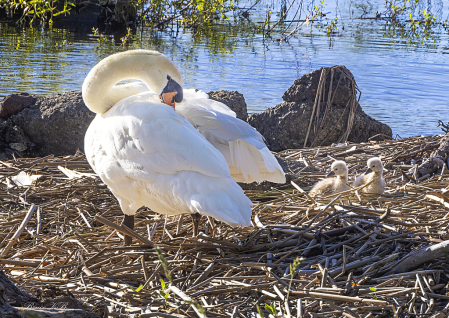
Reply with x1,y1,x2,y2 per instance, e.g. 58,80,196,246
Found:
0,0,448,137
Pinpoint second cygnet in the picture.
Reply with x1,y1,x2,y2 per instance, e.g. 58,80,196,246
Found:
353,157,386,194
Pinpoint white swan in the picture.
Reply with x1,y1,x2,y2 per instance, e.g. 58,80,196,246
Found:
83,50,252,244
109,84,286,184
353,157,386,194
309,160,350,198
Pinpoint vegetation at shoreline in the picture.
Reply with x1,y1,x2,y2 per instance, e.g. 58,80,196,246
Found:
0,0,447,49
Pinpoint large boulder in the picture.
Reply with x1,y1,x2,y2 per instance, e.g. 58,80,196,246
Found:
11,91,96,157
248,66,392,152
0,93,36,119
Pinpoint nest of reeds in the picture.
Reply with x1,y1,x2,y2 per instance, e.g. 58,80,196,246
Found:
1,134,449,318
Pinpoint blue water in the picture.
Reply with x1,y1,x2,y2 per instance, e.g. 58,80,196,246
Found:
1,0,448,137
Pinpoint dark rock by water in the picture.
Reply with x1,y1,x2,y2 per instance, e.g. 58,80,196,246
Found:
248,66,392,152
0,93,36,119
10,91,96,157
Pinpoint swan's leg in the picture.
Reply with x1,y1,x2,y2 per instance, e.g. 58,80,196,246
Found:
191,213,201,237
122,214,134,245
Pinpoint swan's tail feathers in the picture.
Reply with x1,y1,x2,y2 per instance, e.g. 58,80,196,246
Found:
229,140,286,184
189,181,252,227
259,147,286,184
229,140,262,183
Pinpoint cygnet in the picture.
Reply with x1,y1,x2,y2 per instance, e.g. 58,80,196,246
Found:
309,160,350,197
353,157,386,194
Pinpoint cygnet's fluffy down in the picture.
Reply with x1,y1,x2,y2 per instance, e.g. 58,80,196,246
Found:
309,161,350,198
353,157,386,194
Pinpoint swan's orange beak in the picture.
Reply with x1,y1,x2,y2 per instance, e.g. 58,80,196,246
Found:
160,75,183,109
161,92,177,108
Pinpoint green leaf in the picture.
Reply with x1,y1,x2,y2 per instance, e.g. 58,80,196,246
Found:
155,246,172,283
160,279,166,290
136,284,143,292
369,287,376,292
186,300,206,315
256,305,265,318
265,303,277,316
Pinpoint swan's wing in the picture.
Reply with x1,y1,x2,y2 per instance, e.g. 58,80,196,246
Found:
85,94,252,226
176,92,285,184
183,88,236,117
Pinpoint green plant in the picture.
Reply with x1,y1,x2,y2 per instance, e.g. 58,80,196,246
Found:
326,17,338,35
369,286,378,299
311,0,325,20
130,284,144,292
8,0,74,24
92,28,103,44
155,246,172,283
154,278,170,309
138,0,235,29
264,302,277,316
286,257,304,302
382,0,444,45
186,300,206,315
256,304,265,318
120,27,132,47
385,0,412,20
420,9,436,27
157,279,170,300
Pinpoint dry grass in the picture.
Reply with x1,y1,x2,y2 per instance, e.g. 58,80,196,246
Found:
1,134,449,317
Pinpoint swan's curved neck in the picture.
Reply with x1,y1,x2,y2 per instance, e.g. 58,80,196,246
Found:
82,50,182,114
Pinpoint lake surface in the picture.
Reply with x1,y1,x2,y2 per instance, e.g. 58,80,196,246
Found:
1,0,448,137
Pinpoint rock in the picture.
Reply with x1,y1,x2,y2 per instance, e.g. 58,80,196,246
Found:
5,125,31,153
248,66,392,152
414,132,449,178
0,271,38,307
11,91,95,157
0,271,100,318
208,90,248,121
0,93,36,119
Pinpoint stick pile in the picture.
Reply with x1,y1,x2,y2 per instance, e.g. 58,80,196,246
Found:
0,135,448,317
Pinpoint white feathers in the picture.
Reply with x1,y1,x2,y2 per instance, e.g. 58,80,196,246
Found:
173,89,286,184
83,51,255,228
107,84,286,184
85,92,252,226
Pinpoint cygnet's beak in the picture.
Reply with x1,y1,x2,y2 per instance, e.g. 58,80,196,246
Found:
326,170,335,177
160,75,183,108
364,168,373,175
